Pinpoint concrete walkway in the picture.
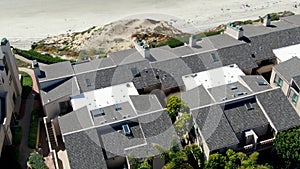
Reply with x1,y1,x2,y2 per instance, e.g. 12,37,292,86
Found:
18,91,35,169
19,67,39,93
17,67,40,168
15,53,47,67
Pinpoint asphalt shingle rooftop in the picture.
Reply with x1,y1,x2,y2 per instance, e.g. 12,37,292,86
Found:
192,105,239,151
239,75,272,93
224,97,269,133
181,85,215,110
64,129,107,169
129,95,163,115
256,88,300,132
38,61,74,82
274,57,300,82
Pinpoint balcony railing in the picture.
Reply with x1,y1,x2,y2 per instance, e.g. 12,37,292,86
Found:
238,138,274,154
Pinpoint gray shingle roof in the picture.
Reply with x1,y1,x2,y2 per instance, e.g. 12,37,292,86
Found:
208,82,252,102
59,106,93,135
181,53,207,73
224,97,269,133
92,102,137,125
99,122,146,159
207,33,245,49
192,105,239,151
108,48,145,65
72,57,115,74
131,68,161,90
40,77,80,107
239,75,272,93
150,46,180,61
280,15,300,27
129,95,163,115
38,61,74,82
76,67,116,92
139,110,173,138
216,43,257,70
64,129,107,169
151,58,193,89
256,88,300,132
181,85,214,110
274,57,300,82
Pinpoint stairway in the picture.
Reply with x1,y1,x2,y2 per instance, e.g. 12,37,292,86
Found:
46,122,57,149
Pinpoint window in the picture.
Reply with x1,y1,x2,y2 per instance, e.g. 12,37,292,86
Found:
85,79,91,87
274,74,283,87
211,53,219,62
292,93,299,105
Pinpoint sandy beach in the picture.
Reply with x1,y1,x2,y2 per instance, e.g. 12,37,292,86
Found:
0,0,298,49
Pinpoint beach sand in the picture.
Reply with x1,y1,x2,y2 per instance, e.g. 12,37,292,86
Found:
0,0,298,49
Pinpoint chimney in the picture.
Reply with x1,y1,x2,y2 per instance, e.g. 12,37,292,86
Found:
32,60,41,77
225,23,244,40
189,35,197,47
263,14,271,27
134,39,151,60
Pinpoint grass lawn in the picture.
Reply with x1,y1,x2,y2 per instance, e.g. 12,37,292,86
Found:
19,71,33,99
28,107,43,149
12,126,22,145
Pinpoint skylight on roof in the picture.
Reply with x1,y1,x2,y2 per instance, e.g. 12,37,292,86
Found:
245,102,254,110
228,83,237,90
236,90,244,96
257,81,267,86
122,124,131,136
211,53,219,62
90,108,105,117
86,79,91,87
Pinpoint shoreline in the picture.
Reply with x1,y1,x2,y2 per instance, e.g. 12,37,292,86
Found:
0,0,297,49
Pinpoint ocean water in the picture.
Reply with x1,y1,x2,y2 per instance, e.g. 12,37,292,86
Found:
0,0,296,48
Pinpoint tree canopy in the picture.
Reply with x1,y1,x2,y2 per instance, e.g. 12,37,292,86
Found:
166,96,189,121
205,149,270,169
274,126,300,167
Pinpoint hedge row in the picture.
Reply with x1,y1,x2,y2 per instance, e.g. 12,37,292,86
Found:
28,107,43,149
13,48,74,64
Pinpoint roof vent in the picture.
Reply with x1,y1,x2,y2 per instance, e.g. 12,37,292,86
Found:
122,124,131,136
263,14,271,27
189,35,197,47
131,68,141,77
114,104,121,111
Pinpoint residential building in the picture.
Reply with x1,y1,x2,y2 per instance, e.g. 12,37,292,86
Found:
181,74,300,159
33,14,300,168
0,38,22,157
270,57,300,113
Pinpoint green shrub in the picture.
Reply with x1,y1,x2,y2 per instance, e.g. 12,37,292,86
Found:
19,71,33,99
28,107,43,149
28,152,48,169
12,126,22,145
13,48,75,64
